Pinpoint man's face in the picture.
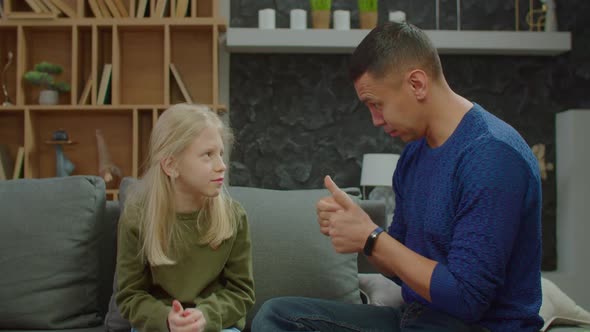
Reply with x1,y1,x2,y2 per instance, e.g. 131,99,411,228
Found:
354,71,425,142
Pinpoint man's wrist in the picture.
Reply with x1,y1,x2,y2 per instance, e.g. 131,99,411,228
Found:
363,226,384,256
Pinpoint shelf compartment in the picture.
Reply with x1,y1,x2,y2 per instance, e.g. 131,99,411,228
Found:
225,28,572,56
21,26,73,105
117,26,165,105
169,25,213,105
0,27,18,106
0,109,25,178
94,25,114,105
194,0,214,18
137,108,158,176
75,26,93,105
28,108,134,179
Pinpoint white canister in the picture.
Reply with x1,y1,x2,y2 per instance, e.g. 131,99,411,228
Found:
258,8,276,29
333,10,350,30
290,9,307,30
389,10,406,23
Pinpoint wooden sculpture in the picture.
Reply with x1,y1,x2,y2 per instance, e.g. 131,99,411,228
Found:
96,129,121,186
532,143,554,180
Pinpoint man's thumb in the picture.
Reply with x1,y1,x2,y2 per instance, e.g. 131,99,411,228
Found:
324,175,353,208
172,300,183,313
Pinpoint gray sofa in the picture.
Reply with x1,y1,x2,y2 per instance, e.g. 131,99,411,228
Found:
1,176,588,332
0,175,386,332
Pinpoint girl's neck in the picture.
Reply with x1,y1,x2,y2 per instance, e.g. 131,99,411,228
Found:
174,189,203,213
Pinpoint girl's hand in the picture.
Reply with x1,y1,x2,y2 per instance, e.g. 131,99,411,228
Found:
167,300,207,332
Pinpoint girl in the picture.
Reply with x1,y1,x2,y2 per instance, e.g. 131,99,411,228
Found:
115,104,255,332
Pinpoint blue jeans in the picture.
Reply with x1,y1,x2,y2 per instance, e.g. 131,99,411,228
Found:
251,297,489,332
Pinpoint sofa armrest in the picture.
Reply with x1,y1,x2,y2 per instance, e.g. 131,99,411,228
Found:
357,199,387,274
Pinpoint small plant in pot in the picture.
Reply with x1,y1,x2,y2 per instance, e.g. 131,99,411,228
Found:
310,0,332,29
358,0,378,29
23,62,70,105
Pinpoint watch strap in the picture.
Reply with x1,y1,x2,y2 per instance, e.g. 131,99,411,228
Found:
363,226,384,256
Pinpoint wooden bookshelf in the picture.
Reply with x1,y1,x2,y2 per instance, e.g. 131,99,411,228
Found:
0,0,225,199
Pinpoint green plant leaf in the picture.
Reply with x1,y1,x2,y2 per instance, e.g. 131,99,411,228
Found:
24,62,69,93
358,0,378,12
34,61,63,75
310,0,331,11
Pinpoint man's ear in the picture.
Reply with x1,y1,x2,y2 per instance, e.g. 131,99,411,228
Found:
160,156,177,178
408,69,428,101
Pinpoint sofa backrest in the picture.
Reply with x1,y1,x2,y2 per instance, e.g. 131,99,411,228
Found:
105,177,387,330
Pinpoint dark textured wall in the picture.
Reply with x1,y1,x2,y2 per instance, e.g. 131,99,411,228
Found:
228,0,590,270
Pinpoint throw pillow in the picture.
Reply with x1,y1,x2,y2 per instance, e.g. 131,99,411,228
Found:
540,277,590,331
0,176,105,329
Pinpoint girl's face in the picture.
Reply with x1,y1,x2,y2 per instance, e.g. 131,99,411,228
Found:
174,126,226,207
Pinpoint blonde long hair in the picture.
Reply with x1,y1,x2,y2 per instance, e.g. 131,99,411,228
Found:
125,104,236,266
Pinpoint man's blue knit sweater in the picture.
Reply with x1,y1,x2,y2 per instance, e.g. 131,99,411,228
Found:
389,104,544,331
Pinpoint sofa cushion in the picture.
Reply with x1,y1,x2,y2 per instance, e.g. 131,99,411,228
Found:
228,186,362,325
0,176,105,329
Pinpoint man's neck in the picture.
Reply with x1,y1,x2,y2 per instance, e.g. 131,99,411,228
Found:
424,84,473,148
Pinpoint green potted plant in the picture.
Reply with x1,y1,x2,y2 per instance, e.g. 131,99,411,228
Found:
358,0,378,29
23,61,70,105
310,0,331,29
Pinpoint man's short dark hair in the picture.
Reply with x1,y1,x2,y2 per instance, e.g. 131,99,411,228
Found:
349,22,443,83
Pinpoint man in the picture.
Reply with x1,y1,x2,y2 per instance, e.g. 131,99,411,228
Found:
252,22,544,332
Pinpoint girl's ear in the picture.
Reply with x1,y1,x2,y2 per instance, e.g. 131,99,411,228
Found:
160,156,177,178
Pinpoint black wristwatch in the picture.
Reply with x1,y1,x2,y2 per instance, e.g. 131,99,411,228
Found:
363,226,384,256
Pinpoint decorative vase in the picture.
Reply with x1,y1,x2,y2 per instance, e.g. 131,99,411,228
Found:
312,10,331,29
39,89,58,105
360,11,378,29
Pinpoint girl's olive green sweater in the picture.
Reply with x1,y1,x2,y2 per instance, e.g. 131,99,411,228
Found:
115,202,255,332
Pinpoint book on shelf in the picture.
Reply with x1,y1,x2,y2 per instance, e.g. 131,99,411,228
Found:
25,0,45,13
6,11,57,19
175,0,189,17
113,0,128,17
12,146,24,180
40,0,61,16
51,0,76,17
136,0,148,18
153,0,168,18
34,0,52,13
104,0,122,18
78,76,92,105
0,0,4,19
88,0,102,18
97,64,112,105
0,144,14,181
96,0,112,18
170,63,193,104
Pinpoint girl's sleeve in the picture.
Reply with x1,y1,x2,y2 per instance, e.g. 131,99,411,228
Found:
115,208,171,331
194,203,256,332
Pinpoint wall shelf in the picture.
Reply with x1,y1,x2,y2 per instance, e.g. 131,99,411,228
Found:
226,28,572,56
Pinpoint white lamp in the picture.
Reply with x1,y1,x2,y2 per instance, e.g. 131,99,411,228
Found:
360,153,400,222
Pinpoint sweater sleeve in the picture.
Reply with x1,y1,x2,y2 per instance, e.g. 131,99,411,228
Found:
387,162,406,286
428,141,533,322
115,207,170,332
194,203,256,332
